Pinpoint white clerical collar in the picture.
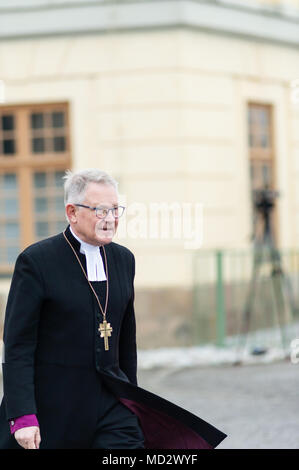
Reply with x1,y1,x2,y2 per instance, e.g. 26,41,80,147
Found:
70,226,107,282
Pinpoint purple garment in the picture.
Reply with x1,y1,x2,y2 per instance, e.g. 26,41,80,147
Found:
9,415,39,434
119,398,213,449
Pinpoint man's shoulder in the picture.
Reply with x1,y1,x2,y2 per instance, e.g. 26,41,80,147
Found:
109,241,135,260
21,232,65,259
18,234,135,264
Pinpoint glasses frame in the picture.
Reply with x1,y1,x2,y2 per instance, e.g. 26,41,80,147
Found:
74,204,125,219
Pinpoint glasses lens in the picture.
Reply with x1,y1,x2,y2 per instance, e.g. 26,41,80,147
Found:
114,206,125,218
95,206,125,219
96,208,107,218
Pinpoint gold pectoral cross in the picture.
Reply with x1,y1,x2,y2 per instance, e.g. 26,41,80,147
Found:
99,320,113,351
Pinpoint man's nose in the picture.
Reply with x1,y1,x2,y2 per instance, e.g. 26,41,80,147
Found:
104,210,115,223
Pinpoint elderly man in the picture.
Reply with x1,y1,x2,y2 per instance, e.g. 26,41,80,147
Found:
0,169,226,449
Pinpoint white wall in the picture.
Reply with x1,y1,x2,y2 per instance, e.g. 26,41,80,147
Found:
0,28,299,288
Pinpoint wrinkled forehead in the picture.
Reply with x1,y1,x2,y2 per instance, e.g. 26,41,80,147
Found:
83,182,119,207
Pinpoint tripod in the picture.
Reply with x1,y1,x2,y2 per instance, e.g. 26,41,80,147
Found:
235,189,294,362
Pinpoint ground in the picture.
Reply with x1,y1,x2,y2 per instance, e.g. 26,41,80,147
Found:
137,359,299,449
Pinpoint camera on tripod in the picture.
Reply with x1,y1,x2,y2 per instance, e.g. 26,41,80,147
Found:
252,187,279,213
235,184,294,361
251,186,280,245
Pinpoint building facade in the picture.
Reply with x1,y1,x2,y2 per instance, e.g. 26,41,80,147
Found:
0,0,299,347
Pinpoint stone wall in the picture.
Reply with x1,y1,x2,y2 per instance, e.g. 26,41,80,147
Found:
135,287,194,350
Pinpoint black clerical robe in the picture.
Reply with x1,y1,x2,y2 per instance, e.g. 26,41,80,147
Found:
0,226,226,449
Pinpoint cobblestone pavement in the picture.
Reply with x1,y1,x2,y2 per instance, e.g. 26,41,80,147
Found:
1,359,298,449
138,359,299,449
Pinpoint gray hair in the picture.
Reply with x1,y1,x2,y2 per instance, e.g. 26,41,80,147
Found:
63,168,119,206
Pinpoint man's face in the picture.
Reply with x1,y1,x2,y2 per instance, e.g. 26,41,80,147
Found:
68,182,119,246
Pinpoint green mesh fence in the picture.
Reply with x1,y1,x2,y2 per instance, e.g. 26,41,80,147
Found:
192,249,299,350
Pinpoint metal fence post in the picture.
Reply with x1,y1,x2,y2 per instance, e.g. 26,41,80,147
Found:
216,250,226,346
192,252,200,344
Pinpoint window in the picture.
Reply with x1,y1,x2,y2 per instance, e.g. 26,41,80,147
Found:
33,170,67,240
248,103,274,190
0,173,20,266
30,110,67,154
247,103,277,244
0,103,71,273
0,113,16,155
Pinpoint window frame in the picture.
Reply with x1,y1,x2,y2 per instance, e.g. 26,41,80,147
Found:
0,102,71,274
247,101,278,245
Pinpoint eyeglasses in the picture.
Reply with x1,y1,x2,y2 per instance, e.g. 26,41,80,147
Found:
75,204,125,219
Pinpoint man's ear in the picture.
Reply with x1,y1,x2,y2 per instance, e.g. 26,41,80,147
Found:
66,204,77,223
